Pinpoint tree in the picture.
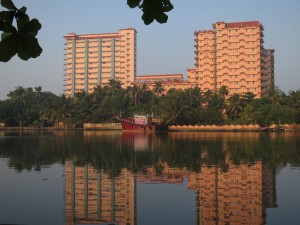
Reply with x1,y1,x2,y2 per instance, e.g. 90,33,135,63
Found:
153,82,165,96
126,85,142,109
218,85,229,101
0,0,174,62
287,90,300,123
226,93,244,119
242,91,256,104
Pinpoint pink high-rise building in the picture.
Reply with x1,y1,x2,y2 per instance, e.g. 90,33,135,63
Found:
194,21,269,97
136,21,275,97
63,28,137,97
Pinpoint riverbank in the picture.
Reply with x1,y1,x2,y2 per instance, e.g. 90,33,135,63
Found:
0,123,298,132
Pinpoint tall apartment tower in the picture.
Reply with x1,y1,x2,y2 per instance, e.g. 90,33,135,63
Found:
194,21,268,97
64,28,137,97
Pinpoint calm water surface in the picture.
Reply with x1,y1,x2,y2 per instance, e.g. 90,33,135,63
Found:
0,131,299,225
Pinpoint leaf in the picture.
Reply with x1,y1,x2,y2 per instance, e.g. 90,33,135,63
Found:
161,0,173,12
1,31,12,40
1,0,16,10
0,10,14,20
15,7,28,19
0,10,15,27
16,15,29,32
142,13,154,25
0,32,18,62
17,43,30,60
1,22,16,33
21,18,42,36
18,6,27,14
155,12,168,24
18,34,42,58
127,0,141,8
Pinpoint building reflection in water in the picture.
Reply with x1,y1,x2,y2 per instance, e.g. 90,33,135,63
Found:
65,161,136,225
65,132,277,225
189,160,276,225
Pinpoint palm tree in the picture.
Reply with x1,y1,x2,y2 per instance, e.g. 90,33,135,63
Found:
160,89,190,124
267,85,285,107
217,86,229,115
52,95,73,126
126,85,142,109
218,85,229,100
185,87,202,107
31,86,44,109
153,82,165,96
226,93,244,119
242,91,256,104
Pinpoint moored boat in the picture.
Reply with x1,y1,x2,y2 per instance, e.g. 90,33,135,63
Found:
115,114,168,132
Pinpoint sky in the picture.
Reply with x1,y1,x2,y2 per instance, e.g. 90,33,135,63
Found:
1,0,300,100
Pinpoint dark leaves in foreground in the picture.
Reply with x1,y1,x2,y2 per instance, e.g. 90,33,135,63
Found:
127,0,174,25
0,0,42,62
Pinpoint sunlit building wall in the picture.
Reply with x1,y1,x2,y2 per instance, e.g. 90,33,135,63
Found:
135,21,273,97
194,21,267,97
64,28,137,97
194,29,217,92
65,161,136,225
63,22,273,98
134,73,191,92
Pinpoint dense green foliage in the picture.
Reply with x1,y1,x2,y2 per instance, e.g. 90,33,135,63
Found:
0,82,299,127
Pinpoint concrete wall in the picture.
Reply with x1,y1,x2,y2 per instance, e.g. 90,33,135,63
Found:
83,123,122,130
169,124,261,131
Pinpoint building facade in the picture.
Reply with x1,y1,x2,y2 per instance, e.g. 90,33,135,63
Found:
134,73,191,91
64,28,136,97
63,22,274,98
194,21,267,97
137,21,275,97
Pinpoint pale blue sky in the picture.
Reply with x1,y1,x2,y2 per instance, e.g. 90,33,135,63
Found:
1,0,300,99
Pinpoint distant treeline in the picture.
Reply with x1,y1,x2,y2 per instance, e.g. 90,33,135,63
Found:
0,80,299,127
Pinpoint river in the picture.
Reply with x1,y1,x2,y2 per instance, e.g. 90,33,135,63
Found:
0,130,299,225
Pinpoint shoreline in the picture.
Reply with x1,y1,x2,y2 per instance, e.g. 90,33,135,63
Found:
0,123,298,132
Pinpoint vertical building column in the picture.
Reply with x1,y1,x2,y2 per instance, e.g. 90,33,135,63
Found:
84,164,88,220
98,38,102,86
85,39,89,92
213,32,217,91
71,39,76,97
111,37,115,80
97,171,102,220
71,160,75,221
111,177,115,222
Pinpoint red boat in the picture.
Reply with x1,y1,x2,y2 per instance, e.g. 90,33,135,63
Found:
115,114,168,132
